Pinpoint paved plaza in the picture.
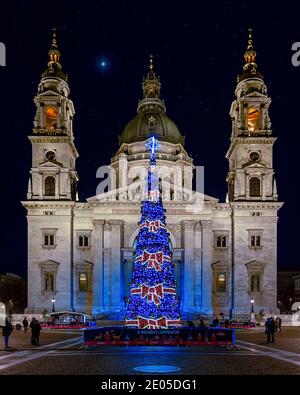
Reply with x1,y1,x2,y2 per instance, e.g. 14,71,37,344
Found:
0,327,300,375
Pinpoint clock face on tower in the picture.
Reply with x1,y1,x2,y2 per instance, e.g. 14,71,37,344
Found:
249,151,260,162
45,150,56,161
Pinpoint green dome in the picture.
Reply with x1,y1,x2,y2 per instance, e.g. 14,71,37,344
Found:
119,111,184,145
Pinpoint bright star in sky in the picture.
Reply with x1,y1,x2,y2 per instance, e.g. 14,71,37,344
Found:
97,58,109,72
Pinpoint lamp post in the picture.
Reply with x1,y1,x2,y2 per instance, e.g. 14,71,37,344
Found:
51,297,56,313
289,298,293,313
250,299,255,324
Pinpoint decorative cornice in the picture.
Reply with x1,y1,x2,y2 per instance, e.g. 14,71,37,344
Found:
22,201,75,209
230,202,283,210
28,136,79,158
226,136,277,158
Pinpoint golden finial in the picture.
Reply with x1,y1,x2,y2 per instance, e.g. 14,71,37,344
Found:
149,54,154,72
247,27,254,50
51,27,58,49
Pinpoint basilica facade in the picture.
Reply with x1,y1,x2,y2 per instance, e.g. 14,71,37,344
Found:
23,29,283,320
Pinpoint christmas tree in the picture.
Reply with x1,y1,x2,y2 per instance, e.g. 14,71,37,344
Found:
125,137,181,329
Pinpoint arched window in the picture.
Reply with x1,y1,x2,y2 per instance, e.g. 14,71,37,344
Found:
217,273,226,292
250,177,260,197
45,176,55,196
251,273,260,292
79,273,88,292
45,106,58,130
247,107,260,131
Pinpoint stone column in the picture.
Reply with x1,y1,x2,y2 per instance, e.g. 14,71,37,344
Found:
173,166,182,201
109,220,123,314
118,153,128,200
103,221,112,310
92,220,105,314
182,220,197,314
194,222,202,308
183,166,193,198
200,220,213,314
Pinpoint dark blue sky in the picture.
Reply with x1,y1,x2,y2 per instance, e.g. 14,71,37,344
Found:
0,0,299,278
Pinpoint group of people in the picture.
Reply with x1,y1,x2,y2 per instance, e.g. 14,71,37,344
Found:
1,317,42,349
265,316,282,343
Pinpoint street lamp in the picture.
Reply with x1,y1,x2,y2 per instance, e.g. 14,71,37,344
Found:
250,299,255,324
51,297,56,313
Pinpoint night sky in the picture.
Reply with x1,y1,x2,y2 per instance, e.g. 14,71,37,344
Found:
0,0,299,278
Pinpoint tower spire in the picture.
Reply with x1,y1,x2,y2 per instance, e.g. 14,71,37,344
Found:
51,27,58,50
42,27,67,81
238,28,263,83
137,54,166,113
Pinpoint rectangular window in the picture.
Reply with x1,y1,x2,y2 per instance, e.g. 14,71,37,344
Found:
78,235,90,248
216,236,227,248
44,234,55,246
250,235,261,248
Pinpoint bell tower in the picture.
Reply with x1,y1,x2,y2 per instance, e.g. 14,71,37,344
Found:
27,28,79,201
226,29,277,202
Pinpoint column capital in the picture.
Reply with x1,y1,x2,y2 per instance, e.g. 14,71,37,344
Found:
122,248,133,261
93,219,105,230
200,220,212,229
182,220,197,230
107,219,124,228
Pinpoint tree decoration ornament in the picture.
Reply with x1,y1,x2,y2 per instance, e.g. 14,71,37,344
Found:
125,137,181,328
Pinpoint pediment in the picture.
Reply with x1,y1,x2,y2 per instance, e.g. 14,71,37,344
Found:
37,90,61,97
39,159,63,168
245,260,266,268
87,184,218,203
39,259,60,268
243,91,267,98
242,161,267,169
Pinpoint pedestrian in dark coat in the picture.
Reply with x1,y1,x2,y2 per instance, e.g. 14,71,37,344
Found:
22,317,29,334
266,317,276,343
2,318,13,349
30,318,42,346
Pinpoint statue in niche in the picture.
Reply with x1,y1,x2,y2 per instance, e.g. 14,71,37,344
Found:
45,272,54,291
251,273,260,292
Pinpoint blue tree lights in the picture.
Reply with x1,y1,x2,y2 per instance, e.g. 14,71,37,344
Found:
125,137,181,329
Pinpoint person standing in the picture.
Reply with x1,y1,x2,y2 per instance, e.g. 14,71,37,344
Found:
23,317,29,334
265,317,270,342
278,317,282,332
2,318,13,349
30,317,42,346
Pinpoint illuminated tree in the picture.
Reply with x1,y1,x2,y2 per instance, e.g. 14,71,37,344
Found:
125,137,181,329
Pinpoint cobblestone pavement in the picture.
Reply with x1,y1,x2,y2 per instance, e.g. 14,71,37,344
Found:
0,327,300,375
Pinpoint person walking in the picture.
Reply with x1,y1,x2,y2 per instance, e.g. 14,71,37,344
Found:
30,317,42,346
266,317,276,343
2,318,13,349
22,317,29,334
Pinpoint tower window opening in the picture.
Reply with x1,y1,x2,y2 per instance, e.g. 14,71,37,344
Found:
45,176,56,196
250,177,261,197
247,107,260,131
